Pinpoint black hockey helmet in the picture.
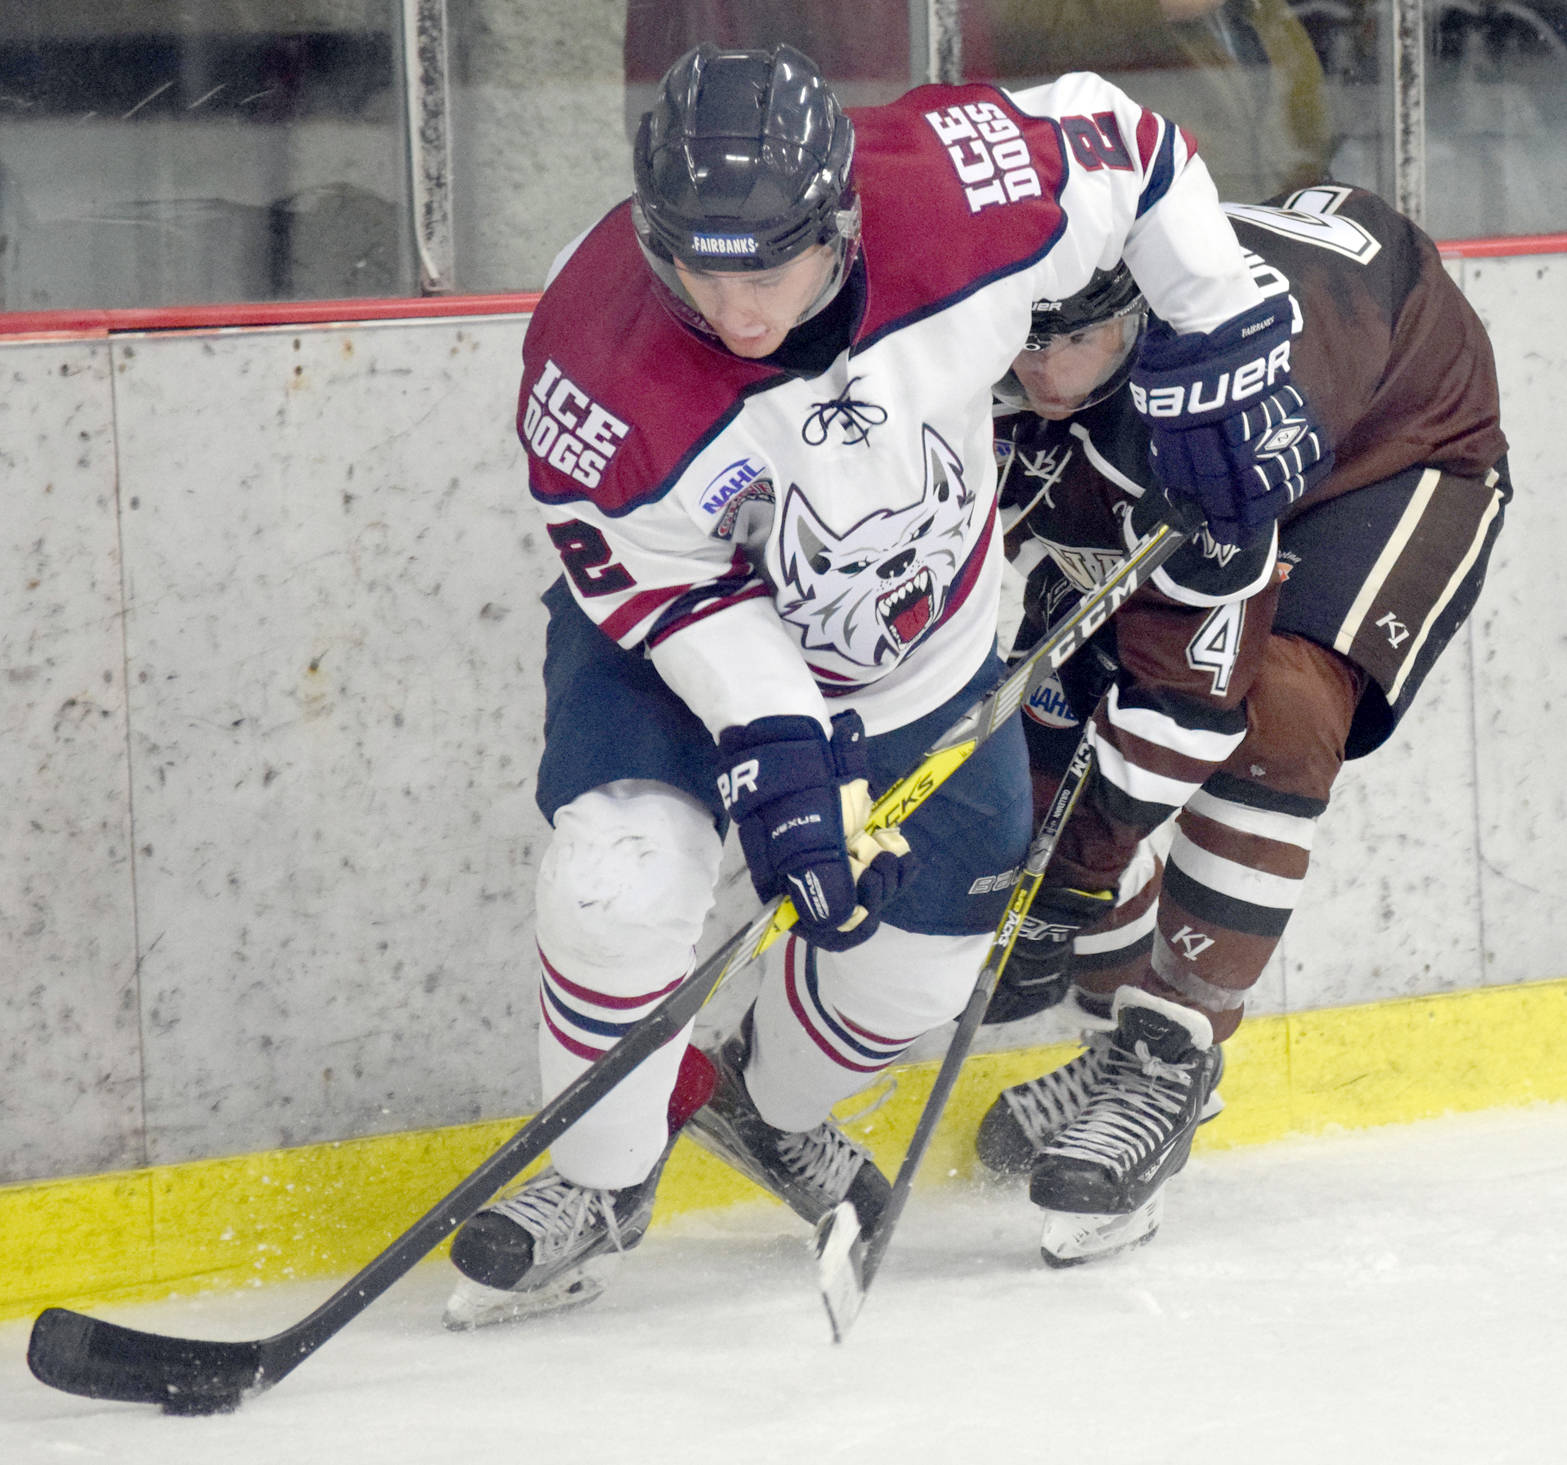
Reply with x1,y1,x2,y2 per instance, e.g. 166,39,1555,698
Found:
1023,264,1146,351
632,44,860,330
995,264,1149,414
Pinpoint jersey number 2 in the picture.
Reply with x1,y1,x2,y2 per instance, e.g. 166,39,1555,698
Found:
548,520,634,597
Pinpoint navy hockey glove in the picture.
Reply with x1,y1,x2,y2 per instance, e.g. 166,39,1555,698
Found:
717,711,918,953
1131,299,1333,546
983,885,1114,1025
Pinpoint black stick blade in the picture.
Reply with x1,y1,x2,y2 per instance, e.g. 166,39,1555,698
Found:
29,1307,265,1414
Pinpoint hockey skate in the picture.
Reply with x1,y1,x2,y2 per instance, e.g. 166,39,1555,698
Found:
977,1034,1225,1178
685,1033,891,1233
443,1044,715,1330
442,1141,675,1330
1028,989,1224,1267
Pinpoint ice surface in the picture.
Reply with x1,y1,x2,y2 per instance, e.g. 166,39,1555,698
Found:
6,1104,1566,1464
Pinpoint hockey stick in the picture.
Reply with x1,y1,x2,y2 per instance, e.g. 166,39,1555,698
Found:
25,923,748,1415
817,722,1098,1342
27,504,1196,1414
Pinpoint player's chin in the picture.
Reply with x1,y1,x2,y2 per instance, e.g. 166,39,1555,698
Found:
1028,397,1082,421
720,329,787,358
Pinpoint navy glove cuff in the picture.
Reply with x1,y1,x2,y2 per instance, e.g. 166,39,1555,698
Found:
1131,299,1332,547
1131,298,1294,427
717,716,835,824
716,711,874,926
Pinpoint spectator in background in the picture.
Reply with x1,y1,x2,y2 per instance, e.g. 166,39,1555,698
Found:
983,0,1332,199
623,0,1333,201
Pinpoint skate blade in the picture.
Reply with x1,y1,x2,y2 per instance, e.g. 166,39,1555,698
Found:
1039,1192,1163,1268
815,1201,867,1343
442,1269,606,1331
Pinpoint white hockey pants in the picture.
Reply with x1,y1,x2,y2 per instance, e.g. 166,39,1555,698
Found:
535,780,988,1185
534,780,722,1188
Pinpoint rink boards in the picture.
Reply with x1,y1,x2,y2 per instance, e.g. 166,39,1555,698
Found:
4,974,1566,1321
1,245,1564,1317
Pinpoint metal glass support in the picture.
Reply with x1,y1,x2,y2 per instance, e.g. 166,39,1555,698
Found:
911,0,964,83
402,0,456,294
1391,0,1427,227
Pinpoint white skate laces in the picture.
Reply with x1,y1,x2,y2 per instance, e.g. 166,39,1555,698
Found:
441,1164,661,1330
685,1031,891,1228
1001,1035,1111,1149
1043,1038,1198,1170
489,1169,636,1263
776,1125,866,1200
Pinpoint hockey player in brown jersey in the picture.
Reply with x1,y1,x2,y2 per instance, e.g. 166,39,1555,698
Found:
974,184,1511,1265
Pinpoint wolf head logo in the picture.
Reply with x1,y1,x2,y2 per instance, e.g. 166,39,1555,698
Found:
778,426,978,669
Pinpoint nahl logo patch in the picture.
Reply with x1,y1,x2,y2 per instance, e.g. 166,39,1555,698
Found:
700,458,777,541
700,458,768,516
1024,672,1079,730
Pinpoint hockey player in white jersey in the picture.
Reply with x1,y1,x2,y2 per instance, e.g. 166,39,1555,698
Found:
443,42,1331,1326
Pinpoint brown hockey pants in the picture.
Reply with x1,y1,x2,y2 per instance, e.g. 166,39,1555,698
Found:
1074,632,1364,1042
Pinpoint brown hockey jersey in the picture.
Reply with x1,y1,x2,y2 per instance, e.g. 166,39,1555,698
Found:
999,184,1509,894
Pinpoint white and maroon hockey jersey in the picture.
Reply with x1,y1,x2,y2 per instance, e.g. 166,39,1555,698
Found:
520,74,1263,738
